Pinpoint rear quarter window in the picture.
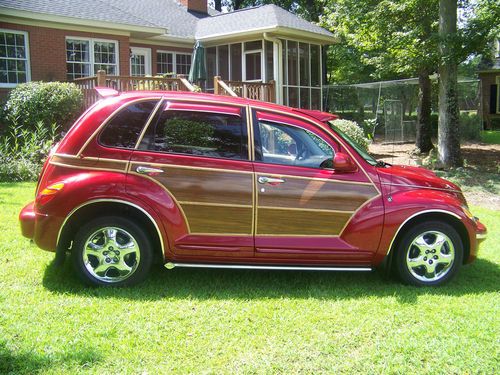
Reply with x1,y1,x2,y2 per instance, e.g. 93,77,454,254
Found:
99,100,159,149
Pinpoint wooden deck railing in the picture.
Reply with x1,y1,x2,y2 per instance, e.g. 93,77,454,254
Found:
74,71,276,109
214,76,276,103
73,70,196,108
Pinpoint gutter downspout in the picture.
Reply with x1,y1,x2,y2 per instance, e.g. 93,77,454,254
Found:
263,32,283,105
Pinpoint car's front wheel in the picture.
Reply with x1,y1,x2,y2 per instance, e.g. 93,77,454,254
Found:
394,221,464,286
72,216,153,286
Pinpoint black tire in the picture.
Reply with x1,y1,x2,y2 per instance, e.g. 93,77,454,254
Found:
71,216,153,286
394,221,463,286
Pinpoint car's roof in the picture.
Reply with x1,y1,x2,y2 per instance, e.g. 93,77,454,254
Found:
113,91,335,124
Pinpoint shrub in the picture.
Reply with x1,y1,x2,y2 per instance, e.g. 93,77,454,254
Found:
459,112,481,141
3,81,83,131
329,119,370,151
0,121,59,182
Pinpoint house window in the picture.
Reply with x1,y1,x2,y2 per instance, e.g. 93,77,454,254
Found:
66,37,118,80
156,51,191,76
176,53,191,75
0,29,30,87
157,52,173,75
282,40,322,110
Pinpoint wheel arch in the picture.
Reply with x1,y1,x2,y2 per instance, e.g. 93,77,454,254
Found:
385,210,470,270
57,199,165,262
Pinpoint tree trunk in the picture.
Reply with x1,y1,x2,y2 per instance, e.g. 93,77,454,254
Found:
438,0,462,167
416,72,433,153
214,0,221,12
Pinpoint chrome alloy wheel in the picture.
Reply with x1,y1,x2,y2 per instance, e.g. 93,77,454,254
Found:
405,230,455,283
83,227,140,283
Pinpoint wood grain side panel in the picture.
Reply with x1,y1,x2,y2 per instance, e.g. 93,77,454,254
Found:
258,177,379,211
181,205,253,234
154,167,253,205
51,155,127,171
257,208,352,235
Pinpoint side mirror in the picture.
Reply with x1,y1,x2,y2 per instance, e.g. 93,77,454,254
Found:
333,152,357,172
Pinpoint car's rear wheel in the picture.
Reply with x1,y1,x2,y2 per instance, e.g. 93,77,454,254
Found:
72,216,152,286
394,221,463,286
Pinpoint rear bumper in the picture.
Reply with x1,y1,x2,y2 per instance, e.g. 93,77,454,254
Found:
19,201,62,252
19,201,36,239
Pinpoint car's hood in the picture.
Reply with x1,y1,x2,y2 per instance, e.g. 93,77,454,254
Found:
377,165,461,192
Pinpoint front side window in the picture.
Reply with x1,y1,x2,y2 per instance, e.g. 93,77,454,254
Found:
144,109,248,160
258,121,333,168
99,100,159,149
0,29,30,87
66,38,118,80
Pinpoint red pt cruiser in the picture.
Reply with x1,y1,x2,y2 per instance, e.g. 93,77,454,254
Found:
19,91,487,287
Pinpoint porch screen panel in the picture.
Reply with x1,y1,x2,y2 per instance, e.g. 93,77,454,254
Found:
230,44,242,81
310,45,321,87
206,47,216,90
265,41,274,82
245,52,261,81
287,41,298,86
299,43,309,86
311,88,321,110
282,40,322,109
218,45,229,80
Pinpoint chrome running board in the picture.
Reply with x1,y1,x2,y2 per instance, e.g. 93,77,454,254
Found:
165,262,372,272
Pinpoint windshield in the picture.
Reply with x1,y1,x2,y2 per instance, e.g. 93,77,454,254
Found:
328,122,378,166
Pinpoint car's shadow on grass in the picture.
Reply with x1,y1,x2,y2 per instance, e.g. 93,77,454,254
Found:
42,257,500,305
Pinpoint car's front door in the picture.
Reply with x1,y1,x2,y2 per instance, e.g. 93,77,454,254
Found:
129,99,254,258
252,109,381,264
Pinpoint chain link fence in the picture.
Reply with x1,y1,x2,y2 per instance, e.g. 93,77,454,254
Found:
323,78,482,143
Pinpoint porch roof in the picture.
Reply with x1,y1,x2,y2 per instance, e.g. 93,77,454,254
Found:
196,5,335,44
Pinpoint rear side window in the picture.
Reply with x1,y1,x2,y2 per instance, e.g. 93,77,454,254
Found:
100,100,159,148
141,110,248,160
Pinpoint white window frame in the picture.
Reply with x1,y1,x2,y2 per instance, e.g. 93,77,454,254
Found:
0,28,31,88
65,36,119,79
243,41,264,83
282,39,323,110
157,50,192,76
130,47,151,76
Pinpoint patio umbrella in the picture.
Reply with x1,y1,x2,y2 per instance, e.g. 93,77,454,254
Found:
188,41,207,83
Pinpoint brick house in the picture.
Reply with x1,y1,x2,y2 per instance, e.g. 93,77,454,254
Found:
0,0,335,109
479,37,500,129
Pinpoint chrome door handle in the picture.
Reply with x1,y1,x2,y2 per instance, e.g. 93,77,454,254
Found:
258,176,285,184
136,166,164,175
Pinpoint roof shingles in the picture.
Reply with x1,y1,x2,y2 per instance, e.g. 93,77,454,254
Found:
0,1,333,41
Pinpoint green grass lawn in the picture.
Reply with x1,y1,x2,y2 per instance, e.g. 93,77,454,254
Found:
481,130,500,144
1,183,499,374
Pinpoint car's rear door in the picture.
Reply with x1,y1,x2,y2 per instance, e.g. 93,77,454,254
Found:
128,99,255,259
251,108,381,265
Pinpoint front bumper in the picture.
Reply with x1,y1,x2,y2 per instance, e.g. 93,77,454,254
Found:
475,220,487,243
